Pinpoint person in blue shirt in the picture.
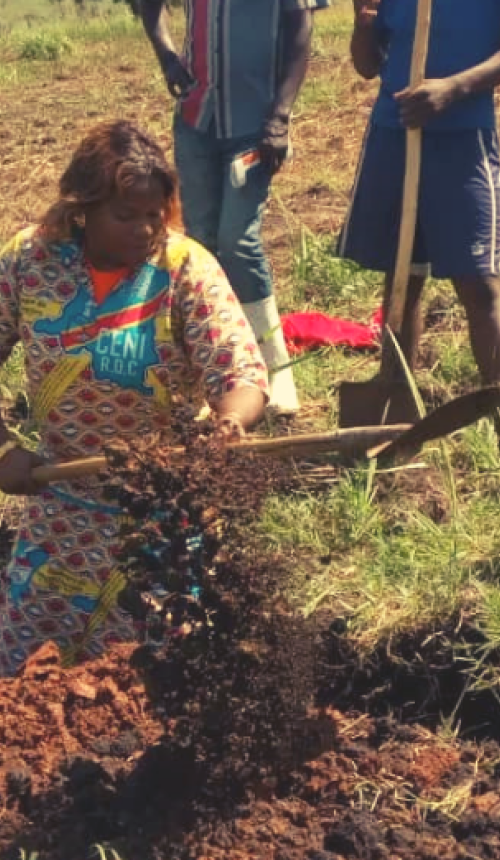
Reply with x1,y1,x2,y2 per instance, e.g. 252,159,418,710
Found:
140,0,330,414
339,0,500,406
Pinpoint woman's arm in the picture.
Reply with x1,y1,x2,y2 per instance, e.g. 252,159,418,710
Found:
172,245,269,434
215,388,266,438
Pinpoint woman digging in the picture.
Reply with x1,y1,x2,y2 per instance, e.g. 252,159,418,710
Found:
0,120,268,677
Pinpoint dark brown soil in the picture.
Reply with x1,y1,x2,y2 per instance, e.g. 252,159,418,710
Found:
2,642,500,860
2,433,500,860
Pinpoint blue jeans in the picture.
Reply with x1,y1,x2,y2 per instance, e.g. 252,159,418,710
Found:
173,114,273,304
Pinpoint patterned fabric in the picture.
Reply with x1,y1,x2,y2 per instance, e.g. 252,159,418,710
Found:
0,228,268,676
162,0,331,139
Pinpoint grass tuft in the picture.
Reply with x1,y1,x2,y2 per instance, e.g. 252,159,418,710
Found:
19,32,74,60
88,845,124,860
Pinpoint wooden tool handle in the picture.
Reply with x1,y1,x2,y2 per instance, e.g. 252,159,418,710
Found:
31,424,411,486
386,0,433,334
33,457,108,485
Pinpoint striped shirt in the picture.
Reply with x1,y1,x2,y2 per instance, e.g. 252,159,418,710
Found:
173,0,331,139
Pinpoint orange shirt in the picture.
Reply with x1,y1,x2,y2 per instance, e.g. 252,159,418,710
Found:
86,264,131,305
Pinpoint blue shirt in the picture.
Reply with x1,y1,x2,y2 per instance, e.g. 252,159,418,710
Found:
173,0,330,139
372,0,500,130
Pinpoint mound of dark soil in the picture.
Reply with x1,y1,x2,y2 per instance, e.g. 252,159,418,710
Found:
2,642,500,860
2,426,500,859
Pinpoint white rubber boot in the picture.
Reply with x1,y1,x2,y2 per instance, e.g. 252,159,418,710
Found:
243,295,299,414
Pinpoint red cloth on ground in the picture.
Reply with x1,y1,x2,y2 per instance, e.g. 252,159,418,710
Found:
282,308,383,355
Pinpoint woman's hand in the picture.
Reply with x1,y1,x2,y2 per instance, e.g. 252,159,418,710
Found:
213,412,246,443
351,0,383,80
0,446,45,495
212,389,265,442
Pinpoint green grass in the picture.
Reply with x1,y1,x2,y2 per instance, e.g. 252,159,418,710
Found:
0,344,27,405
290,229,383,313
0,12,139,66
260,223,500,661
264,453,500,648
1,0,55,25
0,19,140,87
0,0,121,25
18,31,75,60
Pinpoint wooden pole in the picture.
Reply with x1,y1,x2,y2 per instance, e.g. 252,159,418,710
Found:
32,423,412,486
385,0,433,336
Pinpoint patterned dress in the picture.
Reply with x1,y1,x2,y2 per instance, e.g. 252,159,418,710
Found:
0,227,268,676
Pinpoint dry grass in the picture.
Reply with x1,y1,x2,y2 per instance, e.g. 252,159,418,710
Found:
0,7,362,254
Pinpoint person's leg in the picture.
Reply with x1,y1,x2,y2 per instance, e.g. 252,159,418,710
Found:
217,139,298,412
453,276,500,383
217,142,273,305
173,114,223,254
420,130,500,384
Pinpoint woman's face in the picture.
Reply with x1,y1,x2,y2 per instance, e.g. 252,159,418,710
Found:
84,176,166,270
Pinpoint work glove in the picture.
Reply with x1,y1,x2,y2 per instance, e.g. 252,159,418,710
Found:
160,50,194,99
259,114,290,175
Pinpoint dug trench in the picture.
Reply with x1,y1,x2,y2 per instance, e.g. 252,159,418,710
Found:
2,423,500,860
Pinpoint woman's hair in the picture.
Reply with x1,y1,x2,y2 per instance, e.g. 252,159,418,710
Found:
40,120,182,241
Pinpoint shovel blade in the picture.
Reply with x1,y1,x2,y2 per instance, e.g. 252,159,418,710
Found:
368,384,500,460
338,378,421,429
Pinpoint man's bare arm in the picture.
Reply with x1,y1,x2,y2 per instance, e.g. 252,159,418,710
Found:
260,10,315,173
273,10,313,120
396,50,500,128
452,50,500,100
139,0,193,97
350,0,384,80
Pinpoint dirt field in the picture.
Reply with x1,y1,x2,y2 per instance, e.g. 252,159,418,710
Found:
3,640,500,860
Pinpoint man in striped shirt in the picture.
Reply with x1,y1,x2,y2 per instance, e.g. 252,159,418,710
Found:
140,0,330,413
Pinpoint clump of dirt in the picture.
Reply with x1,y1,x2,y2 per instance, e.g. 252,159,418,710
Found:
320,612,500,742
0,642,164,857
102,422,331,803
424,292,462,333
375,464,450,525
